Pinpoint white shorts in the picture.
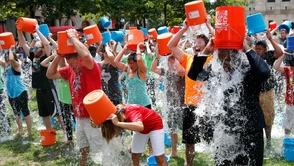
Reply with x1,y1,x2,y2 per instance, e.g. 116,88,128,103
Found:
283,104,294,130
131,129,164,156
76,118,103,153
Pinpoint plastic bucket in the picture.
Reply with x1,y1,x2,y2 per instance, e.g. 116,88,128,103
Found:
83,90,116,124
141,28,148,37
39,24,50,37
184,1,207,26
129,26,137,30
157,32,173,56
284,138,294,161
40,129,56,146
0,32,16,50
287,36,294,51
214,6,245,50
269,21,277,31
279,20,293,34
16,17,38,34
148,28,158,40
57,31,77,54
157,26,168,35
102,32,111,44
127,29,144,50
246,13,266,35
172,26,181,34
83,25,103,45
112,31,124,42
147,155,170,166
100,17,111,28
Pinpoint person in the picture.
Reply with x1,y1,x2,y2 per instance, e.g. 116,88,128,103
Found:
187,36,270,166
102,104,168,166
167,18,213,166
46,29,103,166
150,46,185,157
0,45,32,137
253,30,283,150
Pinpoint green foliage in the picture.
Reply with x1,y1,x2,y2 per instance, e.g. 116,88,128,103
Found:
0,1,26,20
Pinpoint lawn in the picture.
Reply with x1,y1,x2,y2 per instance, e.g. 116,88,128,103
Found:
0,90,294,166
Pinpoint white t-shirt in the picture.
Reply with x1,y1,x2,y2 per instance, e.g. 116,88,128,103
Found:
93,53,101,63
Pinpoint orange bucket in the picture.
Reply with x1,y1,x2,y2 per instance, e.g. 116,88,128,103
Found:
40,129,56,146
127,29,144,50
57,31,77,55
83,25,103,45
157,33,173,56
148,28,158,40
185,1,207,26
83,90,116,124
16,17,38,34
0,32,16,50
129,26,137,30
214,6,245,50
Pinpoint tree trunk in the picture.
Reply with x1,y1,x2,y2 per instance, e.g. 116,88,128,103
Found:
164,3,167,26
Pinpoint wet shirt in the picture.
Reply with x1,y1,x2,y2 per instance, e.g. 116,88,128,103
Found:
260,50,277,92
283,67,294,105
124,104,163,134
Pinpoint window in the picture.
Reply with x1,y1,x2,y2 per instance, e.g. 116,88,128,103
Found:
285,6,288,10
253,7,255,10
282,0,290,2
249,7,251,11
269,7,273,10
267,0,275,2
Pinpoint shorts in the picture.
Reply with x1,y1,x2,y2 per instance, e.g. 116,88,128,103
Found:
259,89,275,126
8,91,30,117
283,104,294,130
36,89,55,117
167,106,183,130
132,129,164,156
182,105,200,144
76,118,103,152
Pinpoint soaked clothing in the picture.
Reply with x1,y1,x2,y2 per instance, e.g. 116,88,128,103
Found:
4,66,26,98
101,63,122,105
284,66,294,105
259,50,277,92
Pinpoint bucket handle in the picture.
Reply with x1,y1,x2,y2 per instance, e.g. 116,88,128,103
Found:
215,23,243,41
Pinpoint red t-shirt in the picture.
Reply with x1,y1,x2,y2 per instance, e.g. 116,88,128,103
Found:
124,104,163,134
284,67,294,105
59,62,102,118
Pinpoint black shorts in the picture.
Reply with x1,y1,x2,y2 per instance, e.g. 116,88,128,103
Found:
36,89,55,117
182,105,201,144
9,91,30,117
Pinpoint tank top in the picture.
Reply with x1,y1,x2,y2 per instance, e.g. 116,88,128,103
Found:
102,64,122,105
125,71,151,107
5,66,26,98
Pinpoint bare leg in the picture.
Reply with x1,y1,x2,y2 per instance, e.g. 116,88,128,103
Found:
170,129,178,157
80,146,90,166
43,116,52,130
185,144,195,166
131,153,142,166
265,125,272,149
24,115,33,135
148,140,153,156
155,154,168,166
16,115,23,135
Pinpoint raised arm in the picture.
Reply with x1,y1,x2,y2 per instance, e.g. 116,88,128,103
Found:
66,29,94,70
274,52,286,74
104,45,116,67
150,46,161,75
114,46,128,71
206,15,215,37
136,42,147,74
108,113,144,132
35,24,51,56
8,45,21,72
265,29,283,58
46,52,63,79
145,41,153,58
47,33,58,49
40,54,55,68
17,29,30,56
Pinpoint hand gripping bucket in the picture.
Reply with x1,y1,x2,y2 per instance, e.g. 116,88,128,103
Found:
112,31,124,42
246,13,266,35
147,155,170,166
57,31,77,55
39,24,50,37
279,20,293,34
184,1,207,26
102,32,111,44
172,26,181,34
269,21,277,31
157,32,173,56
284,138,294,161
83,25,103,45
214,6,246,50
0,32,16,50
157,26,168,35
40,129,56,146
148,28,158,40
100,17,111,28
287,36,294,51
83,90,116,124
16,17,38,34
127,29,144,50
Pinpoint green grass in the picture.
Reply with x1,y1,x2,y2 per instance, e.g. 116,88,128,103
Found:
0,90,294,165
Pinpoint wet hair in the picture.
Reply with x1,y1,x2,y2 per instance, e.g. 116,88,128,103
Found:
81,20,90,27
5,52,18,62
255,40,267,49
89,46,97,57
65,53,79,60
127,53,137,62
196,34,209,45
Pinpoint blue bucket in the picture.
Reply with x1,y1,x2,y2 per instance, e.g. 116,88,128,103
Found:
287,36,294,51
39,24,50,37
112,31,124,42
284,138,294,161
279,21,293,34
246,13,266,35
141,28,148,37
147,155,170,166
157,26,168,35
102,32,111,44
164,131,171,147
100,17,111,28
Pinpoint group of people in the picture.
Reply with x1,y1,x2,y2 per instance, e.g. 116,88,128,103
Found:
0,10,294,166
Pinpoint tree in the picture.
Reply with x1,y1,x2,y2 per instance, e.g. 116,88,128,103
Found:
0,1,26,20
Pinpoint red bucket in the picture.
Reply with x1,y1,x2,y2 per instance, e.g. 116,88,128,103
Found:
269,21,277,31
214,6,245,50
